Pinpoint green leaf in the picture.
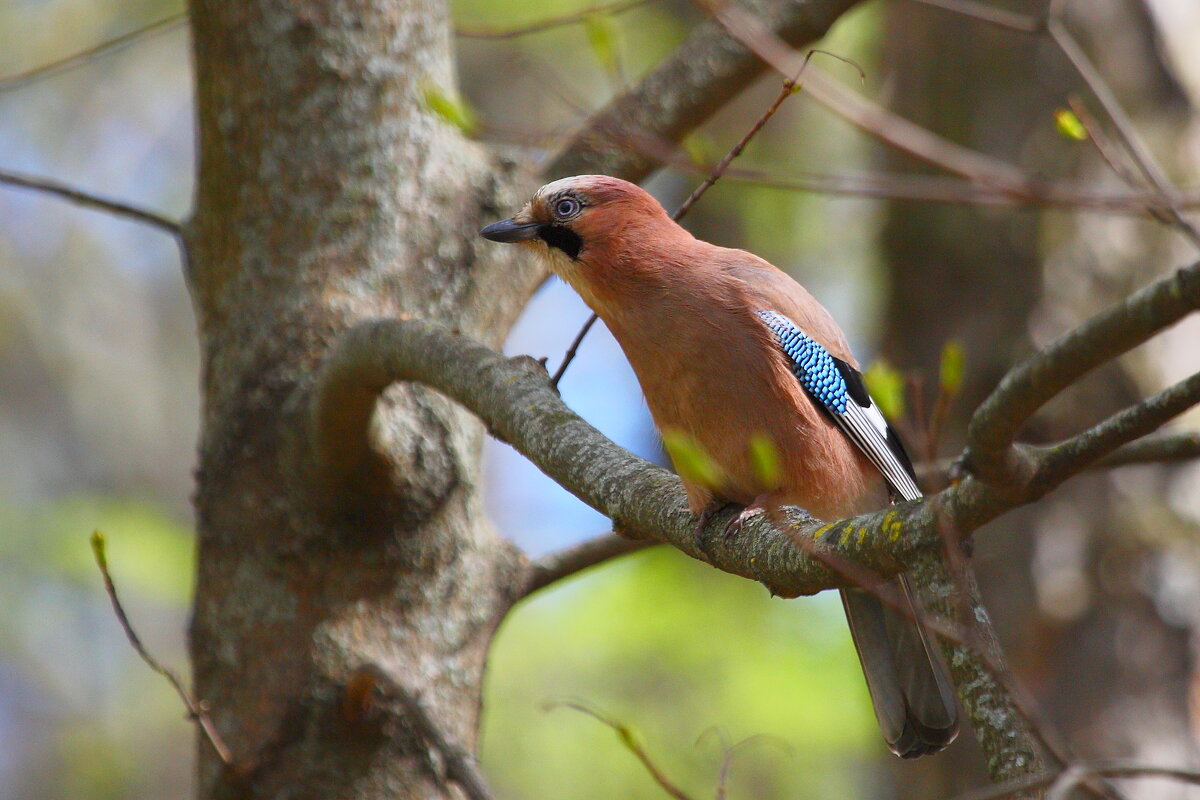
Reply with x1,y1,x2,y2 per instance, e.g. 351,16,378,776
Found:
681,132,712,167
863,360,905,420
583,12,620,80
661,430,723,489
1054,108,1087,141
747,433,782,488
90,530,107,571
939,339,966,397
421,83,478,136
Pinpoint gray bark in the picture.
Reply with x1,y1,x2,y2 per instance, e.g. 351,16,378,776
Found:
185,1,534,796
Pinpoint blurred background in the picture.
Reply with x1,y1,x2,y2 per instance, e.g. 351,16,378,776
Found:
1,0,1199,797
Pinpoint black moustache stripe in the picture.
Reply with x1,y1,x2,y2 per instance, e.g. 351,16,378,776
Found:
538,225,582,260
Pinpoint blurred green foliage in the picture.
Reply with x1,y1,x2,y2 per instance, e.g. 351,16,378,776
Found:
939,339,966,399
482,547,879,799
0,495,194,800
863,360,906,421
661,429,725,490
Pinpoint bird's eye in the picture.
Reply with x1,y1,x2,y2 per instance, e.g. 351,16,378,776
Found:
554,197,580,218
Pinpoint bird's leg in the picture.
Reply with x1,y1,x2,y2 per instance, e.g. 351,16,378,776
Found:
724,493,779,540
693,499,736,554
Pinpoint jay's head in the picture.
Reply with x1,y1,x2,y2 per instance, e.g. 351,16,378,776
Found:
479,175,675,266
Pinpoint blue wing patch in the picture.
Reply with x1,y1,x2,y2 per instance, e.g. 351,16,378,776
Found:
756,310,850,414
756,309,922,502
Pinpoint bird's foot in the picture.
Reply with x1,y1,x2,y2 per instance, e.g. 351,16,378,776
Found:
723,494,775,540
693,500,735,554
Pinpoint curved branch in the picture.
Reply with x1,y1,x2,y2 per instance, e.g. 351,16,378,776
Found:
455,0,653,40
545,0,864,182
311,318,949,598
966,260,1200,485
0,167,181,236
523,533,654,597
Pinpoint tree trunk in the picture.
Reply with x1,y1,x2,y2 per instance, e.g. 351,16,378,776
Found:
184,2,538,796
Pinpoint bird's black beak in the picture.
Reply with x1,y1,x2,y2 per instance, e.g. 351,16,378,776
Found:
479,218,541,243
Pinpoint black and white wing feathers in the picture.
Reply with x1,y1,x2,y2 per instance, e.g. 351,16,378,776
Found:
756,309,920,501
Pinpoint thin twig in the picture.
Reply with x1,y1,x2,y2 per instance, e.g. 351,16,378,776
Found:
1047,0,1200,250
1050,761,1200,800
0,11,187,94
456,0,653,40
948,761,1200,800
696,729,790,800
487,94,1200,214
551,701,696,800
900,0,1042,34
693,161,1200,213
550,312,600,388
90,531,234,766
704,1,1031,188
672,53,836,220
0,167,181,236
353,665,496,800
523,532,654,596
1067,94,1143,190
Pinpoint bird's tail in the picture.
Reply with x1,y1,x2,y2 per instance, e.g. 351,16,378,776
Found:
840,577,959,758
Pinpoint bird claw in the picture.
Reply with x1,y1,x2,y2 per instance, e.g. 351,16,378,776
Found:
723,502,767,541
693,501,734,554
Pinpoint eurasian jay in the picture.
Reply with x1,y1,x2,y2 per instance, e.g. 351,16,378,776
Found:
481,175,959,758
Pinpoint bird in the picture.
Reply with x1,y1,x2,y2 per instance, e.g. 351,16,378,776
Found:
480,174,959,758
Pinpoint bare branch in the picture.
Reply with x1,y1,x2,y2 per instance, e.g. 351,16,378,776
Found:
899,0,1041,34
672,59,819,220
0,167,181,236
551,702,696,800
949,761,1200,800
0,11,187,94
455,0,653,40
909,549,1047,781
90,531,235,767
917,430,1200,486
966,260,1200,486
350,665,496,800
1037,372,1200,485
660,147,1200,213
550,311,599,388
1093,430,1200,468
486,103,1200,212
523,533,654,596
1046,762,1200,800
546,0,864,182
705,2,1031,187
1047,0,1200,250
